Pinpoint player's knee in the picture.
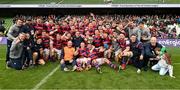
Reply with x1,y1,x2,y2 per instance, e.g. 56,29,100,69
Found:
104,58,109,63
60,60,64,64
33,52,38,57
159,71,166,76
92,60,96,65
151,66,156,70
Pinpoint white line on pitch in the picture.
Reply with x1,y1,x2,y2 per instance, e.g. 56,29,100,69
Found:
32,65,59,90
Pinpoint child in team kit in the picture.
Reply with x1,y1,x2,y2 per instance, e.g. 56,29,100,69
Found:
151,47,175,78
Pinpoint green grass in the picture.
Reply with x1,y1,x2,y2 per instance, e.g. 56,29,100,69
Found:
0,0,179,4
0,45,180,89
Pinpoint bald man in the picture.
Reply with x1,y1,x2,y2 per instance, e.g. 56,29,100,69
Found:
60,41,77,71
144,37,163,71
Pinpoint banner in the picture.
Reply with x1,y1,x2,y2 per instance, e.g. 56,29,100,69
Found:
0,37,7,44
158,39,180,47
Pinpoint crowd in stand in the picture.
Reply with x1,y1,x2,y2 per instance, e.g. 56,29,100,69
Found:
5,13,176,78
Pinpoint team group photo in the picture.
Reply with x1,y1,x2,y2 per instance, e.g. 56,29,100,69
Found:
0,0,180,89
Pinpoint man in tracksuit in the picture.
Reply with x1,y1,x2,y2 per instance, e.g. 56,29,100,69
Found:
130,34,144,74
7,33,26,70
6,19,23,65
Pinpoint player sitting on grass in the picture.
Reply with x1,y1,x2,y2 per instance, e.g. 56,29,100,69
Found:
75,42,91,72
60,41,76,71
151,47,175,78
88,44,117,74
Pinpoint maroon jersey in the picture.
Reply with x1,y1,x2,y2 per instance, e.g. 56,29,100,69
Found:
62,38,71,47
118,39,130,51
34,23,47,34
86,27,96,36
78,48,89,58
60,25,71,33
53,39,62,49
98,51,104,58
92,35,102,48
78,25,86,34
104,29,113,35
46,23,55,32
88,48,98,60
42,36,50,49
102,37,111,46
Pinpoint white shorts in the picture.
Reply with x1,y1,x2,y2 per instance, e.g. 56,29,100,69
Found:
115,49,121,57
96,58,106,65
122,51,133,58
77,58,90,64
54,49,62,56
44,48,50,55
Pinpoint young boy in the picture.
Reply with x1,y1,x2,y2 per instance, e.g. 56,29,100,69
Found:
151,47,175,78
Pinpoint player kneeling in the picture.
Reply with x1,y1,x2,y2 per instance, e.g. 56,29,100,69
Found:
118,51,133,70
88,45,117,74
116,33,133,70
75,42,91,72
151,47,175,78
32,38,45,65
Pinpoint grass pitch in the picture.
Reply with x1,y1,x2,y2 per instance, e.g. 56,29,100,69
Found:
0,45,180,89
